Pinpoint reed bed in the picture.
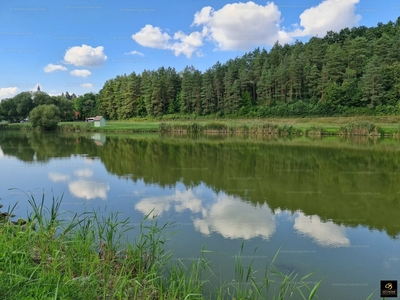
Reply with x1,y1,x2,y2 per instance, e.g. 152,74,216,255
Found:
159,122,392,137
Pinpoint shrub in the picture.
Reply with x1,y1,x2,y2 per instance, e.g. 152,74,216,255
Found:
29,104,60,131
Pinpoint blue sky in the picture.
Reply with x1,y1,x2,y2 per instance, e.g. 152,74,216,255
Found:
0,0,399,99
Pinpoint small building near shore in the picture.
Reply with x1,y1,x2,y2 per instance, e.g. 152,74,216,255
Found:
93,116,106,127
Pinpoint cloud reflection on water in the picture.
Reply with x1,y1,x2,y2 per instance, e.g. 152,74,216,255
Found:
0,147,5,159
48,169,109,200
135,189,202,218
68,180,109,200
193,194,276,240
135,188,352,245
74,168,94,178
293,213,350,247
135,189,276,240
48,172,70,182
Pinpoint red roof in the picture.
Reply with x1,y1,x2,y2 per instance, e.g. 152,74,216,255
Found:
93,116,104,121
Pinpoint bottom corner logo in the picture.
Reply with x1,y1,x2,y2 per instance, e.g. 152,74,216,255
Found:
381,280,398,298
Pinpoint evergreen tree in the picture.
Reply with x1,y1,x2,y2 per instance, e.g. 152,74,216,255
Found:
212,61,226,112
275,57,288,103
229,80,241,114
250,48,267,103
319,65,329,102
288,47,304,101
324,43,346,84
140,70,153,116
191,69,202,115
180,66,199,114
120,72,140,118
201,69,216,115
373,33,395,65
257,63,271,106
341,68,362,107
113,78,123,119
223,63,238,114
99,80,115,119
360,56,384,107
344,36,369,77
381,62,400,105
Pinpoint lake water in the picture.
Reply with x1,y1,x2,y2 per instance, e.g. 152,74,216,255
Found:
0,131,399,299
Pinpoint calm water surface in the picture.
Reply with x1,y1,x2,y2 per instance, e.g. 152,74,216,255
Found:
0,132,399,299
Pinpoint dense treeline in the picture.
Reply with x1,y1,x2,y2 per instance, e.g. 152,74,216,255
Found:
2,19,400,122
96,18,400,119
0,90,77,123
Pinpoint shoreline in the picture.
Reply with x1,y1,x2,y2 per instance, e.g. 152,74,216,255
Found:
1,117,400,137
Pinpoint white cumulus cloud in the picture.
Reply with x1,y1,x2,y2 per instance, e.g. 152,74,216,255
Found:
131,0,362,55
43,63,68,73
193,6,213,26
81,83,94,88
132,24,203,58
64,44,107,66
289,0,361,37
70,69,91,78
0,87,19,100
132,25,171,49
171,31,204,58
124,50,145,56
191,2,290,51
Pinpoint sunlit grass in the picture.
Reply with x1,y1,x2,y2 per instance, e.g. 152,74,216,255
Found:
59,121,159,132
58,117,400,136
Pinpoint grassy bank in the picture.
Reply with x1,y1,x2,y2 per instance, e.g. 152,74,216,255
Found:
0,193,323,300
2,116,400,137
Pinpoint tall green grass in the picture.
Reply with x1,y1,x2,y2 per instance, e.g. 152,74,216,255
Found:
212,242,322,300
338,122,383,136
0,193,324,299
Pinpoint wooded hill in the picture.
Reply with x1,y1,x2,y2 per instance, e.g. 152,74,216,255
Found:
97,18,400,119
2,18,400,122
